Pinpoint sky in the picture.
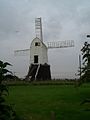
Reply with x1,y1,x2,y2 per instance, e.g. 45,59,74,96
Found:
0,0,90,79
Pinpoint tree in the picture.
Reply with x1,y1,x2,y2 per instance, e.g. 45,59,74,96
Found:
81,42,90,82
0,60,19,120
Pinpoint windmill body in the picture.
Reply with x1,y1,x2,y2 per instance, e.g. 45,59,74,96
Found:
30,37,48,64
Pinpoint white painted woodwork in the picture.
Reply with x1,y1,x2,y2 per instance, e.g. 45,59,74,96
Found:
30,37,48,64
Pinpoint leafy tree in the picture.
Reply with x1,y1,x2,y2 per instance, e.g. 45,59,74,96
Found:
81,42,90,82
80,42,90,105
0,60,19,120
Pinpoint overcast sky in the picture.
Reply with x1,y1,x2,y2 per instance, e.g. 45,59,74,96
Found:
0,0,90,79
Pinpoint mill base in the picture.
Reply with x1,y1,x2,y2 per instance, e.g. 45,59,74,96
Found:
25,63,51,81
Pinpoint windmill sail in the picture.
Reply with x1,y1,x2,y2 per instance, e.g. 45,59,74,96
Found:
47,40,74,49
35,18,43,41
14,49,30,56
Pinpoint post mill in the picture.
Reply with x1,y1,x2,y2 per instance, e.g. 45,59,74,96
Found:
15,18,74,81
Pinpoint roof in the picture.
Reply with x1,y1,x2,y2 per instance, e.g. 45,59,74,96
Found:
31,37,47,48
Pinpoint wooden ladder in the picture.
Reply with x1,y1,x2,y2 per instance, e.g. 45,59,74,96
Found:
35,64,40,80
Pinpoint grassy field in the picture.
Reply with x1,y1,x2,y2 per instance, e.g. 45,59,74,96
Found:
7,83,90,120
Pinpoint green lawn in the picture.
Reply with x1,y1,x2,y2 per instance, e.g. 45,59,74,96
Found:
7,84,90,120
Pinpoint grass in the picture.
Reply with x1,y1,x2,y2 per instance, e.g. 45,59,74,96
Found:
6,83,90,120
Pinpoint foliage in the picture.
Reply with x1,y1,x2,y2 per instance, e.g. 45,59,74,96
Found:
0,60,19,120
81,42,90,82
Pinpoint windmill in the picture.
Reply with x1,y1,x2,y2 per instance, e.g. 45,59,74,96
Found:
15,18,74,81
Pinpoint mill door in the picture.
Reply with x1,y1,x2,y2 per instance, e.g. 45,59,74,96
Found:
34,55,38,63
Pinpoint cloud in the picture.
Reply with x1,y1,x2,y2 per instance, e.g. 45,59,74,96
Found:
0,0,90,78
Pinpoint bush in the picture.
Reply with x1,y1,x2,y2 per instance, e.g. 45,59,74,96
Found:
0,60,20,120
